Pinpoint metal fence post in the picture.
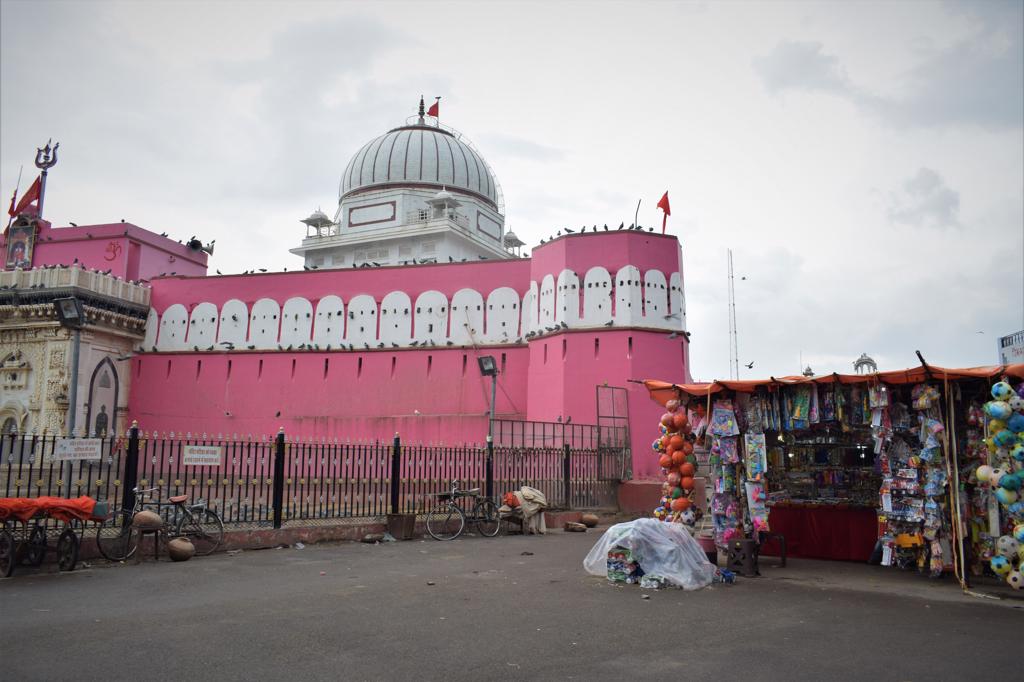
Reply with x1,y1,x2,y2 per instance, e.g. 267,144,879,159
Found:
563,443,572,509
390,432,401,514
121,420,140,512
272,428,285,529
486,435,494,500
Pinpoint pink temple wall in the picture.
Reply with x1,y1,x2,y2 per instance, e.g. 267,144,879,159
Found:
127,230,690,479
1,221,207,279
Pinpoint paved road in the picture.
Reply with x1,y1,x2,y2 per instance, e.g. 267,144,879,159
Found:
1,528,1019,681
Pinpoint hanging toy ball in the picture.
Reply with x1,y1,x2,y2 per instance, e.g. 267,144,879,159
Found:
671,450,686,467
680,476,695,491
1001,473,1022,491
652,439,662,452
670,486,684,499
991,555,1012,576
976,464,994,483
985,401,1014,421
995,487,1019,506
661,413,675,428
679,509,696,526
659,424,669,436
1010,395,1024,413
990,468,1007,487
679,462,696,478
670,497,691,512
681,440,695,455
1013,524,1024,543
672,412,688,432
1008,413,1024,433
654,506,667,521
1007,571,1024,590
666,399,680,413
996,535,1020,559
667,472,681,487
1011,443,1024,462
994,429,1017,448
992,381,1015,401
989,419,1008,434
658,454,672,469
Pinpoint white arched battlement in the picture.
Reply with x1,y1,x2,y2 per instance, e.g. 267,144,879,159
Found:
485,287,520,343
614,265,642,324
249,298,281,350
538,274,556,329
643,269,669,328
218,299,249,346
669,272,685,330
555,269,580,327
346,294,379,345
380,291,412,345
521,282,539,336
313,295,345,346
280,297,314,346
187,302,219,348
450,288,484,346
142,308,159,349
144,265,685,352
582,267,612,326
156,303,188,351
414,290,449,345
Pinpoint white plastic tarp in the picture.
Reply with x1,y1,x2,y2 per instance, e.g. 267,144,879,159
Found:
583,518,716,590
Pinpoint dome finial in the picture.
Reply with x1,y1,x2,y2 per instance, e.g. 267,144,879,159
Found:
418,95,426,124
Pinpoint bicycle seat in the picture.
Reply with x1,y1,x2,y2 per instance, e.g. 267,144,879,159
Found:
169,494,189,504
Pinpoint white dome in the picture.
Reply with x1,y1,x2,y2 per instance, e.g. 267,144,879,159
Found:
340,124,499,208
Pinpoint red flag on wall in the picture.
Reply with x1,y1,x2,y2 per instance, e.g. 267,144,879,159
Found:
427,99,439,117
656,191,671,233
11,175,41,216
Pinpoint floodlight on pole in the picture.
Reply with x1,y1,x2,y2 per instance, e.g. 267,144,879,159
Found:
53,296,85,435
478,355,498,499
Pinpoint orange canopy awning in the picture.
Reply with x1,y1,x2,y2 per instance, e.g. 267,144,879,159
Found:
642,363,1024,407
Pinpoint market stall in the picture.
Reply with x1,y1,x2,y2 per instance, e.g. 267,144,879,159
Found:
641,362,1024,591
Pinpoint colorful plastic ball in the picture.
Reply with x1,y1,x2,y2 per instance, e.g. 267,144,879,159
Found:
671,450,686,467
658,454,672,469
661,413,675,428
1000,473,1022,491
679,462,696,478
992,381,1015,401
997,535,1020,559
989,419,1008,434
991,555,1012,576
654,506,667,520
976,465,994,483
1014,524,1024,543
679,509,696,526
672,412,688,432
651,439,662,452
681,440,694,455
985,438,997,453
670,497,691,512
1008,414,1024,434
1010,395,1024,413
669,435,685,450
659,424,668,436
1007,571,1024,590
995,487,1019,506
985,401,1013,421
994,430,1017,447
1011,443,1024,462
684,454,698,466
666,399,681,413
1018,545,1024,563
680,476,695,491
667,472,681,487
990,468,1007,486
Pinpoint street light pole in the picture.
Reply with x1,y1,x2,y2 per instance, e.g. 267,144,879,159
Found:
67,328,81,435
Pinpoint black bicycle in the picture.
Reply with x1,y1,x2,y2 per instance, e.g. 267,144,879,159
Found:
425,480,500,540
95,487,225,560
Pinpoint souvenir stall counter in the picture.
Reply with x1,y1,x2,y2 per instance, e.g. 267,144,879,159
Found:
642,362,1024,592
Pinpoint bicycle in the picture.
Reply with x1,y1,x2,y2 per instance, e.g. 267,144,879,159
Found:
95,487,225,561
424,480,500,541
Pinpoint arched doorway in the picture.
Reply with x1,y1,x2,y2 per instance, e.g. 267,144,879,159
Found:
85,357,119,438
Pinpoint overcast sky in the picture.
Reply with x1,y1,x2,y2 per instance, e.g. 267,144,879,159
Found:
2,0,1022,381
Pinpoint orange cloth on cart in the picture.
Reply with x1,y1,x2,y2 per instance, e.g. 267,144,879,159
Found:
0,496,96,523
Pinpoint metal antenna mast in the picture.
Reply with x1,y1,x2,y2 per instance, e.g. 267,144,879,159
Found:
727,248,739,380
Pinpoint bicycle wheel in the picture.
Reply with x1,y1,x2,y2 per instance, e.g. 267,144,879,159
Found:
95,509,138,561
1,528,14,577
27,524,47,566
425,502,465,541
175,508,225,556
474,500,500,537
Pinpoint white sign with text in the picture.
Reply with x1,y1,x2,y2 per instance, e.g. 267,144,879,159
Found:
53,439,103,462
181,445,223,467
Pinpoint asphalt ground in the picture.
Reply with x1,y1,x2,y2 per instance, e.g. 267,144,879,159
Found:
1,527,1020,681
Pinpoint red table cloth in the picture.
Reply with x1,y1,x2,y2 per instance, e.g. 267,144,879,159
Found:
762,504,878,562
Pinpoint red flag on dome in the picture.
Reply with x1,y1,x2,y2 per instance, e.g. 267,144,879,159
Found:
657,191,671,234
11,175,41,217
427,98,439,118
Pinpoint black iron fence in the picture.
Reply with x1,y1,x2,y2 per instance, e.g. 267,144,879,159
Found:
2,421,628,528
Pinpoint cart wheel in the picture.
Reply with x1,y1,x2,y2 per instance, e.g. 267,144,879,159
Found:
57,529,79,572
27,525,47,567
0,529,14,578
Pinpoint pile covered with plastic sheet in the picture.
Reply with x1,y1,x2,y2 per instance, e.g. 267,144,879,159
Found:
583,518,717,590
